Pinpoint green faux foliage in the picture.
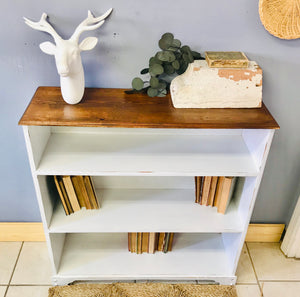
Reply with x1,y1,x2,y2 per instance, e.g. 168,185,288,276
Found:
127,32,204,97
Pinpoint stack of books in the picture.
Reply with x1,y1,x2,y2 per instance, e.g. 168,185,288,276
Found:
54,176,99,215
128,232,174,254
195,176,240,214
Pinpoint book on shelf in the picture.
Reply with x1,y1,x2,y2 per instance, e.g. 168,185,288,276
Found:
213,176,225,208
200,176,212,206
217,176,237,214
62,176,81,212
83,176,99,209
207,176,218,206
148,232,157,254
142,233,149,253
128,232,174,254
157,233,165,252
53,175,99,215
195,176,240,214
71,176,92,209
54,176,71,215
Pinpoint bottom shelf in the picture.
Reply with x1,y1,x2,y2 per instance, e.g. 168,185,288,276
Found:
55,233,235,281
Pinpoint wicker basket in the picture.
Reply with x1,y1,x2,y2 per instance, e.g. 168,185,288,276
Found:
259,0,300,39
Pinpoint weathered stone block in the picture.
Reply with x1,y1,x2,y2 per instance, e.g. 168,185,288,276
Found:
170,60,262,108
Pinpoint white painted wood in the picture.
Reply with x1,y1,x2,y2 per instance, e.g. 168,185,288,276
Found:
242,129,271,170
51,127,243,136
22,127,58,276
22,125,276,285
92,176,194,189
231,130,275,273
37,176,57,227
55,233,235,282
49,233,66,273
49,188,243,233
281,194,300,258
36,131,258,176
24,126,51,169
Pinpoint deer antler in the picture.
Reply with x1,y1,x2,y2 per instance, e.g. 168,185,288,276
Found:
70,8,113,42
24,13,62,43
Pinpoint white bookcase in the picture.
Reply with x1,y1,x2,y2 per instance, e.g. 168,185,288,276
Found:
19,87,279,286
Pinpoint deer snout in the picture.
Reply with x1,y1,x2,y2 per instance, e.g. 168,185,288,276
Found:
57,65,70,77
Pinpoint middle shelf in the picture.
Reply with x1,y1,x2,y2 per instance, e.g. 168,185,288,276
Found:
48,187,243,233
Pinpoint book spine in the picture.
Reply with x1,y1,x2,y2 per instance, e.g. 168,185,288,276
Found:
148,232,156,254
208,176,218,206
168,233,174,251
62,176,81,212
54,176,70,215
201,176,212,206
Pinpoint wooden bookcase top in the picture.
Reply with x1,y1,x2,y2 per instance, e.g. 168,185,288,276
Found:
19,87,279,129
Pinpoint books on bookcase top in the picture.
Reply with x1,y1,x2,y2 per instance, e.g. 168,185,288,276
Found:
205,51,249,68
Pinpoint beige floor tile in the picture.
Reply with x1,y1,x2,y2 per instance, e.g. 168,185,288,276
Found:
236,285,261,297
247,242,300,281
0,242,22,285
11,242,52,285
6,286,51,297
0,286,7,297
261,282,300,297
236,244,257,284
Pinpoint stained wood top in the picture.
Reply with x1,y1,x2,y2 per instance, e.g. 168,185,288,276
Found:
19,87,279,129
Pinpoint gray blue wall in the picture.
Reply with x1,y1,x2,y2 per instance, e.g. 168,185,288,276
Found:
1,0,299,223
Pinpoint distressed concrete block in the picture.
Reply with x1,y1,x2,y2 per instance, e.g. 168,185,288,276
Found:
170,60,262,108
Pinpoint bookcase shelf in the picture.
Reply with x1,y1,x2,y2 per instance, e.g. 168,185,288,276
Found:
19,87,279,286
53,233,234,283
48,188,243,233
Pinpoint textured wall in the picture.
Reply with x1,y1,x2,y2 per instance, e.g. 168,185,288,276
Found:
1,0,299,223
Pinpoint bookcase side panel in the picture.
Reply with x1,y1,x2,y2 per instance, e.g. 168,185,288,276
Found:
37,175,58,228
24,126,51,170
242,129,272,170
232,130,275,273
49,233,66,277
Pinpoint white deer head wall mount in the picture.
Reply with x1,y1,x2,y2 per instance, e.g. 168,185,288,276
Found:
24,9,113,104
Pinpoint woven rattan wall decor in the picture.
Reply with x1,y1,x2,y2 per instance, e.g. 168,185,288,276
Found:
259,0,300,39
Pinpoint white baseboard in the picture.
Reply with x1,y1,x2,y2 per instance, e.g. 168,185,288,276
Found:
0,222,284,242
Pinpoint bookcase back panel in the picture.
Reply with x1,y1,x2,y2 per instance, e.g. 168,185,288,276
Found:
51,127,244,136
54,233,234,280
35,128,258,176
92,176,194,189
49,186,243,233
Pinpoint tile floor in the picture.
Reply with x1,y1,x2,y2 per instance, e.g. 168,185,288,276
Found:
1,241,300,297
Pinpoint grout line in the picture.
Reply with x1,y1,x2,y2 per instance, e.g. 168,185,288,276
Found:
245,242,264,296
4,241,24,297
257,280,300,283
5,284,52,287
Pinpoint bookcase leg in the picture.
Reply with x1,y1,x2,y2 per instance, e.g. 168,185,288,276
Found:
52,276,75,286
